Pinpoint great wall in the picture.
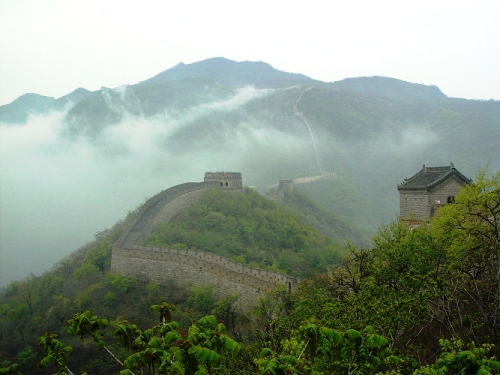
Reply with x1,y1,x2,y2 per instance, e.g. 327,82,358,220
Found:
111,172,300,311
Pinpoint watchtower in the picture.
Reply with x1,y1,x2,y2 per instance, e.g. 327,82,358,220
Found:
278,180,294,192
204,172,243,190
397,163,471,221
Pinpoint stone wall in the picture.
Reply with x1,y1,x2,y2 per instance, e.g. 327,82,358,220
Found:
399,177,464,221
114,181,220,248
111,173,300,312
112,245,299,312
399,190,430,221
153,188,208,227
429,178,462,206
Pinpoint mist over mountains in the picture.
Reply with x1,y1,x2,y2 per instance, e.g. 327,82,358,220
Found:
1,57,499,286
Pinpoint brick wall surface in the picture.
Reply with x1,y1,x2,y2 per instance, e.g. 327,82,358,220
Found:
112,245,299,312
399,177,464,221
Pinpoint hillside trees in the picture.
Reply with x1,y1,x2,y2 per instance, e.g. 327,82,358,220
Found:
146,188,343,277
291,227,436,355
255,322,403,375
429,168,500,344
44,305,241,375
289,168,500,362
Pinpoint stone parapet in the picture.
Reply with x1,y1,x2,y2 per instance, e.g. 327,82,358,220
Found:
111,245,300,311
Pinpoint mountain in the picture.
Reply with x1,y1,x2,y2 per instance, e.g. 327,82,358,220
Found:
329,76,446,101
0,183,360,372
142,57,316,88
0,93,55,123
0,88,92,123
1,57,499,286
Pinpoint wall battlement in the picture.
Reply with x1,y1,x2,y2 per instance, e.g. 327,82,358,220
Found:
111,172,300,311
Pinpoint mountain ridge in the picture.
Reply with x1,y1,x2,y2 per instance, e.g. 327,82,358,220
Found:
329,76,446,101
0,57,466,123
140,57,317,88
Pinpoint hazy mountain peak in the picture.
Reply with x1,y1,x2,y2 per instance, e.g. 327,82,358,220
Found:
0,93,55,123
8,92,54,106
1,57,499,288
142,57,314,88
58,87,91,101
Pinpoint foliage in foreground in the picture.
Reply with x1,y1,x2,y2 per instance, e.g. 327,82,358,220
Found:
3,302,500,374
31,304,241,374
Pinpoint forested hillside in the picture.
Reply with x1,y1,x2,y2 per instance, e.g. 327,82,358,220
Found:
1,168,499,374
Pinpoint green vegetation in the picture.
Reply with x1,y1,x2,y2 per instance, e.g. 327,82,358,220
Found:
146,188,344,277
282,168,500,369
0,217,249,374
292,177,376,244
1,168,500,374
281,188,369,247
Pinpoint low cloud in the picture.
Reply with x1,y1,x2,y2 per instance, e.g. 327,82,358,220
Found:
0,87,312,286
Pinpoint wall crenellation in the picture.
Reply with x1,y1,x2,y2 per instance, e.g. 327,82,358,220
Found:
114,245,298,287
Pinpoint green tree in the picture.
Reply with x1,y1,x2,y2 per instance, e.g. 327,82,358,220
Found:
0,364,21,375
212,294,242,339
84,239,112,273
414,338,500,375
15,346,37,369
430,168,500,343
255,320,401,374
188,285,216,316
38,332,74,375
67,310,131,370
121,306,241,375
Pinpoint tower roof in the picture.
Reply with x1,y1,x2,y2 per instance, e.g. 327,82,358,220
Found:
397,163,471,191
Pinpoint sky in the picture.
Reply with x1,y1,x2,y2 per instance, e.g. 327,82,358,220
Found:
1,0,500,106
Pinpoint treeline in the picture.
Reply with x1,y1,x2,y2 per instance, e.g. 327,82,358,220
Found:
146,187,345,277
275,168,500,371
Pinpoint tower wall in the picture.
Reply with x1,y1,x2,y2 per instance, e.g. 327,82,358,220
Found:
204,172,243,190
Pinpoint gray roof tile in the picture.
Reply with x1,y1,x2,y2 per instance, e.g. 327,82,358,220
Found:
398,163,471,191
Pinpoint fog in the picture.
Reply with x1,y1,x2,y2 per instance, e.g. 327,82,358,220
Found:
0,87,311,286
2,84,490,287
